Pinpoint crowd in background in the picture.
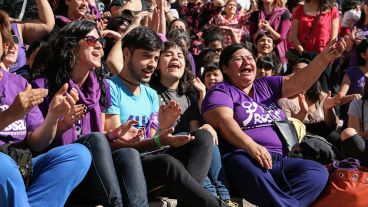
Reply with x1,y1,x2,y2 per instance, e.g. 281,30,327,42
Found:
0,0,366,206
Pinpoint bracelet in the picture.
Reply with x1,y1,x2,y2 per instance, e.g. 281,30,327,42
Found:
153,135,163,148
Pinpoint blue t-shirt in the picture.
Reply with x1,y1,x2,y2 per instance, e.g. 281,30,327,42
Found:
106,75,159,131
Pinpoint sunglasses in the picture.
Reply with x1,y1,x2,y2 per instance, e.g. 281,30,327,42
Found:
83,36,106,48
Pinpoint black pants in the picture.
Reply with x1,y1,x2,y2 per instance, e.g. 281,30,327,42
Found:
141,129,224,207
342,134,368,163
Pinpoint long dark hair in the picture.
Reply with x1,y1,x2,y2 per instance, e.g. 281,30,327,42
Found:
40,20,108,109
305,81,323,103
150,41,194,96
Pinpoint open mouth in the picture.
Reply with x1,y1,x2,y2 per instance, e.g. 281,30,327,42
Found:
168,62,181,70
91,51,101,57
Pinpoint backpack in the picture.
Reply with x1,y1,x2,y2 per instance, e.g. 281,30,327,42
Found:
298,134,343,164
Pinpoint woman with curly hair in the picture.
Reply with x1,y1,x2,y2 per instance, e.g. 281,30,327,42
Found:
0,13,91,207
31,20,149,207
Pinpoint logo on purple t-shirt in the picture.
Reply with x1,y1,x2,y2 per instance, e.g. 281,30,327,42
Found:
0,104,26,137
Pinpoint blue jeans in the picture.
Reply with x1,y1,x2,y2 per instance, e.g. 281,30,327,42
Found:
204,145,230,201
113,148,149,207
0,143,91,207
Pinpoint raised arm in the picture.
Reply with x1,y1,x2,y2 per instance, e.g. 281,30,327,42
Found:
290,18,304,55
17,0,55,45
203,106,272,169
282,38,346,98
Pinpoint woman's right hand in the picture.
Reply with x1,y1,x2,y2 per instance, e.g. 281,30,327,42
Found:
320,38,347,63
158,100,181,130
246,141,272,170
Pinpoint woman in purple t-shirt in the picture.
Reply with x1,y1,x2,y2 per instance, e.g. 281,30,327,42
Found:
202,42,346,206
32,20,149,206
0,21,91,206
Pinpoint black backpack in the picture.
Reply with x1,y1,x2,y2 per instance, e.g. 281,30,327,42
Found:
298,134,343,165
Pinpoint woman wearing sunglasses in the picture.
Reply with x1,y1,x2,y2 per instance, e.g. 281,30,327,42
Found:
32,20,149,207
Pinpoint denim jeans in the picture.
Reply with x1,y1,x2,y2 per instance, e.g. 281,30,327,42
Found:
113,148,149,207
203,145,230,201
0,144,91,207
68,132,149,207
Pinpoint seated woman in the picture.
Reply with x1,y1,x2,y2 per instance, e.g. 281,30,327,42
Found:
341,78,368,163
279,58,341,146
202,40,346,206
150,41,236,206
31,20,149,206
0,21,91,206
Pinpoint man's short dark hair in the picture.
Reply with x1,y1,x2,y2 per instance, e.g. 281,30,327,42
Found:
122,27,163,53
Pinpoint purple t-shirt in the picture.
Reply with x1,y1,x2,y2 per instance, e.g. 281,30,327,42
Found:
345,66,365,96
202,76,285,155
0,69,44,145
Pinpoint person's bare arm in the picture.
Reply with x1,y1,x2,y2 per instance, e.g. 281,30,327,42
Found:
282,38,346,98
203,107,272,169
18,0,55,45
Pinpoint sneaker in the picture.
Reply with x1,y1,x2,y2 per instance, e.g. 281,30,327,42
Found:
225,200,239,207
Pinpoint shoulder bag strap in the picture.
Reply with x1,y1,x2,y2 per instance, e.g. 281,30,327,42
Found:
18,0,28,21
362,99,365,132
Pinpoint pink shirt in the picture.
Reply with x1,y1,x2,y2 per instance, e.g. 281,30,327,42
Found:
292,5,339,53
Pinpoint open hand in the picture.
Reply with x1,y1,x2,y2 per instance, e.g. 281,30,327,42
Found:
323,91,341,110
108,120,142,143
158,127,195,147
158,100,181,130
9,84,48,120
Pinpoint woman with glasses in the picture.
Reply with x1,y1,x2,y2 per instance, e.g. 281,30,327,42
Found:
32,20,149,207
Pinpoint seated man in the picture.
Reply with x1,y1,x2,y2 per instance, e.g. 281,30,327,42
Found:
104,26,227,207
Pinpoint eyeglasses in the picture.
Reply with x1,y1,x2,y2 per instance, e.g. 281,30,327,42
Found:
83,36,106,48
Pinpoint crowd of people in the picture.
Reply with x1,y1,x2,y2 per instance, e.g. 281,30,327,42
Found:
0,0,366,206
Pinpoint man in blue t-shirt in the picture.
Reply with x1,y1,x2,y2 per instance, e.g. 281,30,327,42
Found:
104,27,225,207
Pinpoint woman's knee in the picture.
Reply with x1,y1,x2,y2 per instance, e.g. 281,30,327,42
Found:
191,129,213,147
340,128,358,141
113,148,141,167
58,144,92,169
0,153,24,186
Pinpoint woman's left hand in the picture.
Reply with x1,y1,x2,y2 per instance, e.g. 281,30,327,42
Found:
192,77,206,94
321,38,347,62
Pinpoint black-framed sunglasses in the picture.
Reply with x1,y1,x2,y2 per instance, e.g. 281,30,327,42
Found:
83,36,106,48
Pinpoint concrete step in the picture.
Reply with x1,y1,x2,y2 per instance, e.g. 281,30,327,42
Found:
67,197,257,207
